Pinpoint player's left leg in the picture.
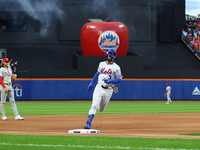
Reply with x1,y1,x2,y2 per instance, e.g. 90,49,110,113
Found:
99,89,113,112
166,93,171,104
169,93,172,103
8,87,24,120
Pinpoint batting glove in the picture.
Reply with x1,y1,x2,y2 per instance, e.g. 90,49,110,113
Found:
103,79,110,84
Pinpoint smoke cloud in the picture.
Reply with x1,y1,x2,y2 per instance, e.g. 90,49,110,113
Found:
84,0,121,22
10,0,64,36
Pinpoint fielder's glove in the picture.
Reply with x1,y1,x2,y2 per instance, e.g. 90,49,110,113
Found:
11,74,17,82
164,93,166,97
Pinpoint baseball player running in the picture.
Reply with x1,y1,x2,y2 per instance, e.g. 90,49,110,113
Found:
0,58,24,120
164,83,172,104
84,49,123,129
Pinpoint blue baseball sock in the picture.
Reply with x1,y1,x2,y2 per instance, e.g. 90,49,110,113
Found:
86,114,95,126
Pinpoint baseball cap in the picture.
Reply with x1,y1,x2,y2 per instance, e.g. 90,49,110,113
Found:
166,83,169,86
2,58,9,62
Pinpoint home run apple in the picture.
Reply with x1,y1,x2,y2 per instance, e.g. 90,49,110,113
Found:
81,21,129,56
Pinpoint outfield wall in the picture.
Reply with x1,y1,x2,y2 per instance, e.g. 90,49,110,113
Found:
11,79,200,100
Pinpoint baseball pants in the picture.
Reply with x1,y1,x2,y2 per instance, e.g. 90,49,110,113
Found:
0,85,19,116
89,84,113,115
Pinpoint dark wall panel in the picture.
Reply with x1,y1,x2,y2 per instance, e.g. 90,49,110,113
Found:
0,0,188,78
158,6,173,41
122,5,152,41
58,4,153,42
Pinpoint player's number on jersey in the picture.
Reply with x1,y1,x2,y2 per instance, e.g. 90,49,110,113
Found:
113,87,118,93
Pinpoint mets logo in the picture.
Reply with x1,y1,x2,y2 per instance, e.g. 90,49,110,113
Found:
13,84,23,97
98,30,120,52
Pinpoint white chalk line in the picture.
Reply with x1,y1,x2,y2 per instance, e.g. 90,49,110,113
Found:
100,133,200,138
0,142,199,150
0,131,200,139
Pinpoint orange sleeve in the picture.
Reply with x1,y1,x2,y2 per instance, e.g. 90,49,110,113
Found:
0,77,5,88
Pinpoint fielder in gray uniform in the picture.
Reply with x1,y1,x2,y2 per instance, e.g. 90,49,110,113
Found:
0,58,24,120
84,49,123,129
164,83,172,104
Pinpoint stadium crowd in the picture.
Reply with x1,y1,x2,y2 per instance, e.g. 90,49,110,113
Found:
182,21,200,57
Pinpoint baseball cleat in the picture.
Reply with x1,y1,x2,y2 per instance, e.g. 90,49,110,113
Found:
84,114,94,129
2,116,7,120
166,102,169,104
84,124,91,129
15,115,24,120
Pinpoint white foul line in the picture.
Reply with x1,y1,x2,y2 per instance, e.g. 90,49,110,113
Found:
1,131,200,139
100,133,200,138
0,143,199,150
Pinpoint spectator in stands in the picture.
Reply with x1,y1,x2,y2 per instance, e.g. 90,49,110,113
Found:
198,21,200,29
187,22,199,35
182,28,188,37
9,59,18,73
197,34,200,43
188,33,194,42
188,33,196,49
192,38,199,54
182,28,190,44
186,21,192,29
193,29,198,38
186,22,194,33
187,28,193,35
193,22,198,30
182,21,200,58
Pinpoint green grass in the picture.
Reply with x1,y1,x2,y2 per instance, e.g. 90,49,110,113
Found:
4,101,200,116
180,132,200,136
1,101,200,150
0,134,200,150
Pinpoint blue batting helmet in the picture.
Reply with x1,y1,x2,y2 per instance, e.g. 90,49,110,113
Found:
107,49,116,58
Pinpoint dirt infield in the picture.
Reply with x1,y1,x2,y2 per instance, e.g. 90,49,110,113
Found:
0,113,200,139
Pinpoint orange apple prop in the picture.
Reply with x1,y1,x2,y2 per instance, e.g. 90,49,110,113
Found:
81,22,129,56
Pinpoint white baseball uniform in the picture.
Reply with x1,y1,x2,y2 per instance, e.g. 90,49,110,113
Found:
166,85,172,103
88,61,123,115
0,66,19,116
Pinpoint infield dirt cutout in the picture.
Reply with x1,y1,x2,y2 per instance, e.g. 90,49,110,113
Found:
0,113,200,139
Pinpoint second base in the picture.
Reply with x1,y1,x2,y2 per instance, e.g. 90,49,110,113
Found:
68,129,100,134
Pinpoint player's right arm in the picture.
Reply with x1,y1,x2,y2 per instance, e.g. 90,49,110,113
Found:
87,72,100,92
164,87,168,97
91,72,100,84
164,90,167,97
0,68,8,93
0,77,8,93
